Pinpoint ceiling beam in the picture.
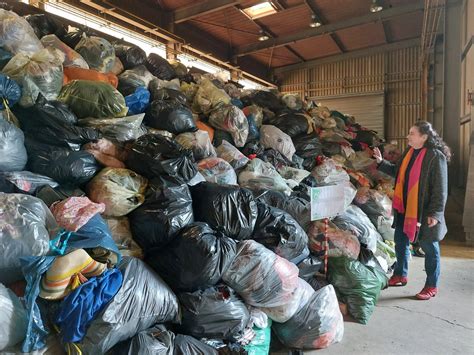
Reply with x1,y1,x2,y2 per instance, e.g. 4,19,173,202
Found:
235,1,424,57
382,20,392,43
174,0,240,24
303,0,345,53
274,37,420,74
286,46,306,62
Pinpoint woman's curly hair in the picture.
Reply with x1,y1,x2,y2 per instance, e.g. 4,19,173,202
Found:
414,120,452,162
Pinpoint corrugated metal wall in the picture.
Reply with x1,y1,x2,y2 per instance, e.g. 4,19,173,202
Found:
279,46,422,150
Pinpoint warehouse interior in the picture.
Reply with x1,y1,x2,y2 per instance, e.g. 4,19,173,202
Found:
0,0,473,354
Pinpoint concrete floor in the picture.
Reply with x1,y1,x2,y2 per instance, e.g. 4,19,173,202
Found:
293,242,474,355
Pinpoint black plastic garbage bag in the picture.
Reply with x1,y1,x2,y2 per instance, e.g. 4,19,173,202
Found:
222,240,299,308
0,117,27,171
58,80,128,119
0,73,21,109
190,182,258,240
25,138,100,185
114,43,147,70
174,334,218,355
118,65,155,96
129,179,194,251
273,284,344,349
0,171,58,194
145,99,196,134
111,325,174,355
246,113,260,142
254,190,311,232
258,148,295,170
241,141,265,156
253,202,309,263
126,134,198,184
292,134,323,171
25,13,65,39
213,129,235,147
178,285,250,340
241,91,284,112
145,222,237,292
59,28,99,49
297,255,323,282
328,256,388,324
74,257,180,354
354,130,379,146
0,49,13,70
78,114,146,142
14,97,101,151
146,53,176,81
35,184,85,207
149,85,187,105
270,112,309,138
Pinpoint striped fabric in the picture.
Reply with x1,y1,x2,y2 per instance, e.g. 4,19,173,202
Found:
39,249,107,300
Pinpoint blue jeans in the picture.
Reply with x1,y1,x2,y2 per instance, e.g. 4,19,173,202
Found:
394,223,441,287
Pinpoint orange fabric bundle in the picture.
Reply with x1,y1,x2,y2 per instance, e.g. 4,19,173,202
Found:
63,67,118,88
196,120,215,142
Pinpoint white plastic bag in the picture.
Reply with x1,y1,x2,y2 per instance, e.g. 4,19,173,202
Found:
311,158,350,186
0,283,28,350
260,125,296,161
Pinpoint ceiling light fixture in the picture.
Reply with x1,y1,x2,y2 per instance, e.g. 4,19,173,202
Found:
370,0,383,13
309,14,322,28
242,1,278,20
258,30,270,41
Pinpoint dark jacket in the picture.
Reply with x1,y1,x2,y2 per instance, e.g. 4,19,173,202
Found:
378,147,448,242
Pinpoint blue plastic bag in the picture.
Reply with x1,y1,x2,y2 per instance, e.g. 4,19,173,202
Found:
246,113,260,142
125,86,150,115
231,98,243,109
0,74,21,109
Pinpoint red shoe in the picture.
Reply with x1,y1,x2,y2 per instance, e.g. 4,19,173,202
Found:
388,275,408,287
416,287,438,300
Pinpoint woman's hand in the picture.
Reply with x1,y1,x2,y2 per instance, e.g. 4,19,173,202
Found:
427,216,439,228
373,147,383,164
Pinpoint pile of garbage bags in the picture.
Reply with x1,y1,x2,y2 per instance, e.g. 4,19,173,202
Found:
0,7,400,353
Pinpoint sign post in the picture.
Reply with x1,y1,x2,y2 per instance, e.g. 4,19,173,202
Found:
310,184,346,276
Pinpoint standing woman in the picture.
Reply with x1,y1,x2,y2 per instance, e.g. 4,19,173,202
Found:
373,121,450,300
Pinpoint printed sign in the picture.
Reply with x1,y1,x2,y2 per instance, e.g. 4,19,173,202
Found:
310,184,346,220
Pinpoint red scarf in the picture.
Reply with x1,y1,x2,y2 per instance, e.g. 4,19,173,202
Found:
392,147,427,241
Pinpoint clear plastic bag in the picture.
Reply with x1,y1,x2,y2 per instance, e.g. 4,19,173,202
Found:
0,9,44,55
260,125,296,161
74,35,115,73
2,47,64,107
193,78,230,114
216,140,249,170
222,240,299,308
86,167,148,217
208,104,249,147
273,284,344,349
0,193,57,285
58,80,128,119
176,130,216,160
0,283,28,351
197,157,237,185
278,166,310,184
308,220,361,260
260,278,314,323
79,114,146,142
281,93,303,110
311,158,350,186
105,216,143,258
41,34,88,69
0,118,27,171
0,171,58,194
238,158,292,195
83,138,127,168
118,65,155,96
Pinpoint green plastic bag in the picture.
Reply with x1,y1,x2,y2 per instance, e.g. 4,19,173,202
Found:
58,80,127,118
244,320,271,355
328,256,388,324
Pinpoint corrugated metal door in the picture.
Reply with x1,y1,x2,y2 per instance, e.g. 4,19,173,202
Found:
315,92,385,139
